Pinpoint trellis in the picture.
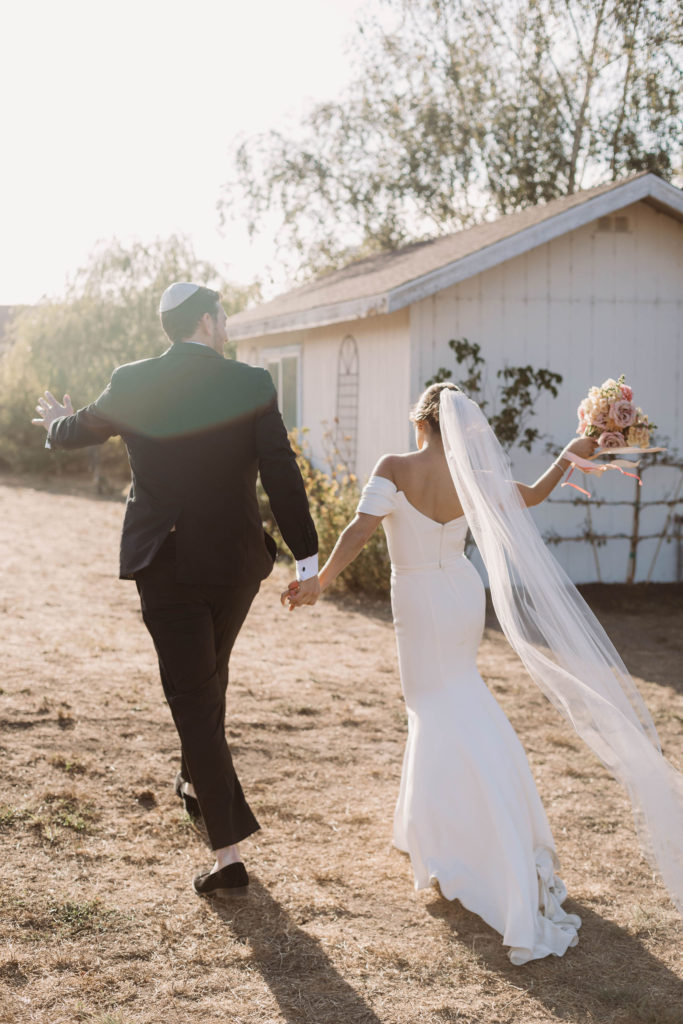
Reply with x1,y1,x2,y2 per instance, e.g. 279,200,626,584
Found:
544,457,683,584
335,335,359,473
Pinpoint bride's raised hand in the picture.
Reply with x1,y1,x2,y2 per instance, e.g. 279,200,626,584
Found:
560,436,599,462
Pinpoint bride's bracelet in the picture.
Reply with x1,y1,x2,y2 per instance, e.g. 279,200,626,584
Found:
551,457,569,474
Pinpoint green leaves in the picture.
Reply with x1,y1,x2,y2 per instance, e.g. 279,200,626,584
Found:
427,337,563,452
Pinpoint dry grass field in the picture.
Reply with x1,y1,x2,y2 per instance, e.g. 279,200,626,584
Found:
1,475,681,1024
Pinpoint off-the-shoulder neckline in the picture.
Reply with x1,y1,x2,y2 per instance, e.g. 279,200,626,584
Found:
368,475,465,527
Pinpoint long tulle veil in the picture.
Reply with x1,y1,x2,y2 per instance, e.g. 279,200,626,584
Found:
439,388,683,913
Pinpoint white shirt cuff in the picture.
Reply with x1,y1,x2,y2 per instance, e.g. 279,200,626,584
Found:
295,554,318,581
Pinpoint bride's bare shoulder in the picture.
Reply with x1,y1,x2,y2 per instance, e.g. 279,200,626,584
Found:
371,451,415,483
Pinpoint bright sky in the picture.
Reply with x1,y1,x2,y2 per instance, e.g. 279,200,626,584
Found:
1,0,367,305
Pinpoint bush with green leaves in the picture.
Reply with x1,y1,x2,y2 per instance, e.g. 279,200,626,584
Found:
259,428,390,598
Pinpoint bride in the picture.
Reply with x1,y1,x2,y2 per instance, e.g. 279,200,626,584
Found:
283,381,683,965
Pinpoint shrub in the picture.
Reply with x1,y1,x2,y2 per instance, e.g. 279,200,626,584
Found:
259,428,390,598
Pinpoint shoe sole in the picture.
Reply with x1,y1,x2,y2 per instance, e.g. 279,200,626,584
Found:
193,882,249,900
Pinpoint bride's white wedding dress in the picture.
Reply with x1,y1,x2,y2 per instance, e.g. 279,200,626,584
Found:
357,475,581,965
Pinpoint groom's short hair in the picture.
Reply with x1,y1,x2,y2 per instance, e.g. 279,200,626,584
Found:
161,286,221,343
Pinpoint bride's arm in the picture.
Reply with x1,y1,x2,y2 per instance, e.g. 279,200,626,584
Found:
319,454,395,590
318,512,384,593
515,437,598,507
281,511,384,609
283,457,395,608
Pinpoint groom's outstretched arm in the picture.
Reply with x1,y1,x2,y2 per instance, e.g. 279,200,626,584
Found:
34,381,119,450
253,374,319,588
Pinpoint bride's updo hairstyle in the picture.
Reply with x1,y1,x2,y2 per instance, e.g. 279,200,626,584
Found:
411,382,461,435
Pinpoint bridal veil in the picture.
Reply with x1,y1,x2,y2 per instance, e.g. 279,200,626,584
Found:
439,389,683,914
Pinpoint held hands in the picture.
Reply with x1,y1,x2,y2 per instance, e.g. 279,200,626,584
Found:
280,575,321,612
31,391,74,432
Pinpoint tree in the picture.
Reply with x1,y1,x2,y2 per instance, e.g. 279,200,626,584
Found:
0,236,258,474
222,0,683,277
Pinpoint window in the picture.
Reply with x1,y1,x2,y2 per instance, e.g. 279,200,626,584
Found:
262,346,300,431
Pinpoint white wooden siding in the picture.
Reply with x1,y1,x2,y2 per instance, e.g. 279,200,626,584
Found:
410,200,683,582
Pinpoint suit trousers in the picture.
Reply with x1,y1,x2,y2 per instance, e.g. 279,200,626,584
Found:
135,534,261,849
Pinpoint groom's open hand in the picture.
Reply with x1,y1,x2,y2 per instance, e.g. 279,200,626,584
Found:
280,576,320,611
32,390,74,432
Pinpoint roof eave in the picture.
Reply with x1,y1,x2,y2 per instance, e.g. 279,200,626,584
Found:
228,291,391,341
386,174,683,314
229,174,683,339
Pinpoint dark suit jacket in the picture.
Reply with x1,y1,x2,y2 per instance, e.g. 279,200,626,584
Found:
47,342,318,585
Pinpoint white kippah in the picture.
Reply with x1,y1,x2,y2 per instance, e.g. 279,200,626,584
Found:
159,281,200,313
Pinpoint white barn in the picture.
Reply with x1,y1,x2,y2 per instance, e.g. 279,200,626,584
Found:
228,173,683,584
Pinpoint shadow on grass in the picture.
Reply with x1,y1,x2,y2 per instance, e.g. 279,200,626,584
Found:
425,895,683,1024
204,877,382,1024
482,584,683,695
323,588,393,624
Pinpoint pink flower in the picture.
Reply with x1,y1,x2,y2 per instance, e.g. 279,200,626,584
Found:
609,400,636,429
597,431,625,449
620,384,633,401
576,404,587,435
590,410,609,430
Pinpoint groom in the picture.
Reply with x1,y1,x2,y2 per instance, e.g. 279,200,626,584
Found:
32,282,319,896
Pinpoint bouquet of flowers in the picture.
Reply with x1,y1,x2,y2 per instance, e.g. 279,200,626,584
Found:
576,375,655,450
563,375,664,495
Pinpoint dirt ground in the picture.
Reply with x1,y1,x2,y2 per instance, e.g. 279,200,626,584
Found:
0,475,681,1024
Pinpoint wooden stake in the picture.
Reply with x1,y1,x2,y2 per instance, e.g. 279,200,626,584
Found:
626,472,642,584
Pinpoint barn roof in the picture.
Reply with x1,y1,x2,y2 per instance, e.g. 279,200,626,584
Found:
227,172,683,340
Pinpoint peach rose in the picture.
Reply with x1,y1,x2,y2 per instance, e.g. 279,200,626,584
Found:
609,400,636,429
620,384,633,401
597,431,625,448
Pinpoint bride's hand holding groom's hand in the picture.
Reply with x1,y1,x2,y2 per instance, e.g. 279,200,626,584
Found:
280,575,321,612
281,512,382,610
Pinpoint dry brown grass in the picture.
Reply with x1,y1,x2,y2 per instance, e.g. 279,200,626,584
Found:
0,474,681,1024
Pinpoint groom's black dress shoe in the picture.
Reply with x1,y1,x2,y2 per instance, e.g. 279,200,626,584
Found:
174,772,202,822
193,862,249,898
